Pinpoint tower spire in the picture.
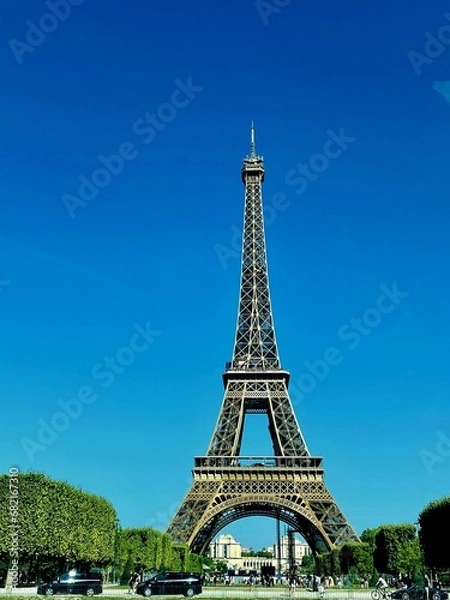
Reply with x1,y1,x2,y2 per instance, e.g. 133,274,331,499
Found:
234,124,278,370
250,121,256,157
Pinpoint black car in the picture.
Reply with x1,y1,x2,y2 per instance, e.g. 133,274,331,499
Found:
391,584,448,600
136,572,202,597
37,570,103,596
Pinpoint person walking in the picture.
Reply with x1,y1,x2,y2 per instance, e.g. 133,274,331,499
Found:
128,571,138,594
289,577,296,597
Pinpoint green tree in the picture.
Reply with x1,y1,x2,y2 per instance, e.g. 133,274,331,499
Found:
340,542,373,580
397,538,421,582
119,528,164,574
300,554,315,575
202,556,215,572
315,552,330,577
186,553,203,573
118,527,202,577
160,533,173,570
373,524,417,575
418,496,450,571
0,472,116,581
172,545,189,571
360,528,379,553
315,549,340,578
214,560,228,574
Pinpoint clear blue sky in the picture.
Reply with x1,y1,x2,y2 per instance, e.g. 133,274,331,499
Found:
1,0,450,552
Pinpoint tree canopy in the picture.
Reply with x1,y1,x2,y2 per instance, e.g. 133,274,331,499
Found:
340,541,373,579
0,472,117,581
373,524,417,575
418,496,450,571
117,528,203,581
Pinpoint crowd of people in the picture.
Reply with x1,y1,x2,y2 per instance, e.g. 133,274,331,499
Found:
209,571,346,594
126,568,445,598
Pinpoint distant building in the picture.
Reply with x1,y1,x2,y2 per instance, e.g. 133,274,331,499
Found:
272,533,312,564
208,532,310,574
210,534,242,560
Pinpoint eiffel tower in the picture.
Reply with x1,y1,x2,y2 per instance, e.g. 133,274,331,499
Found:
167,125,358,555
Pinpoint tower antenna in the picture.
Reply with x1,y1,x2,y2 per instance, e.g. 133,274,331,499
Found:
250,121,256,157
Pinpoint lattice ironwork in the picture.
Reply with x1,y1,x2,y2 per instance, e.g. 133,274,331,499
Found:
167,125,358,555
232,131,279,371
206,377,308,457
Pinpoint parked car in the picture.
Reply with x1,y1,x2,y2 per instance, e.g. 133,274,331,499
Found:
37,570,103,596
136,572,202,597
391,584,448,600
